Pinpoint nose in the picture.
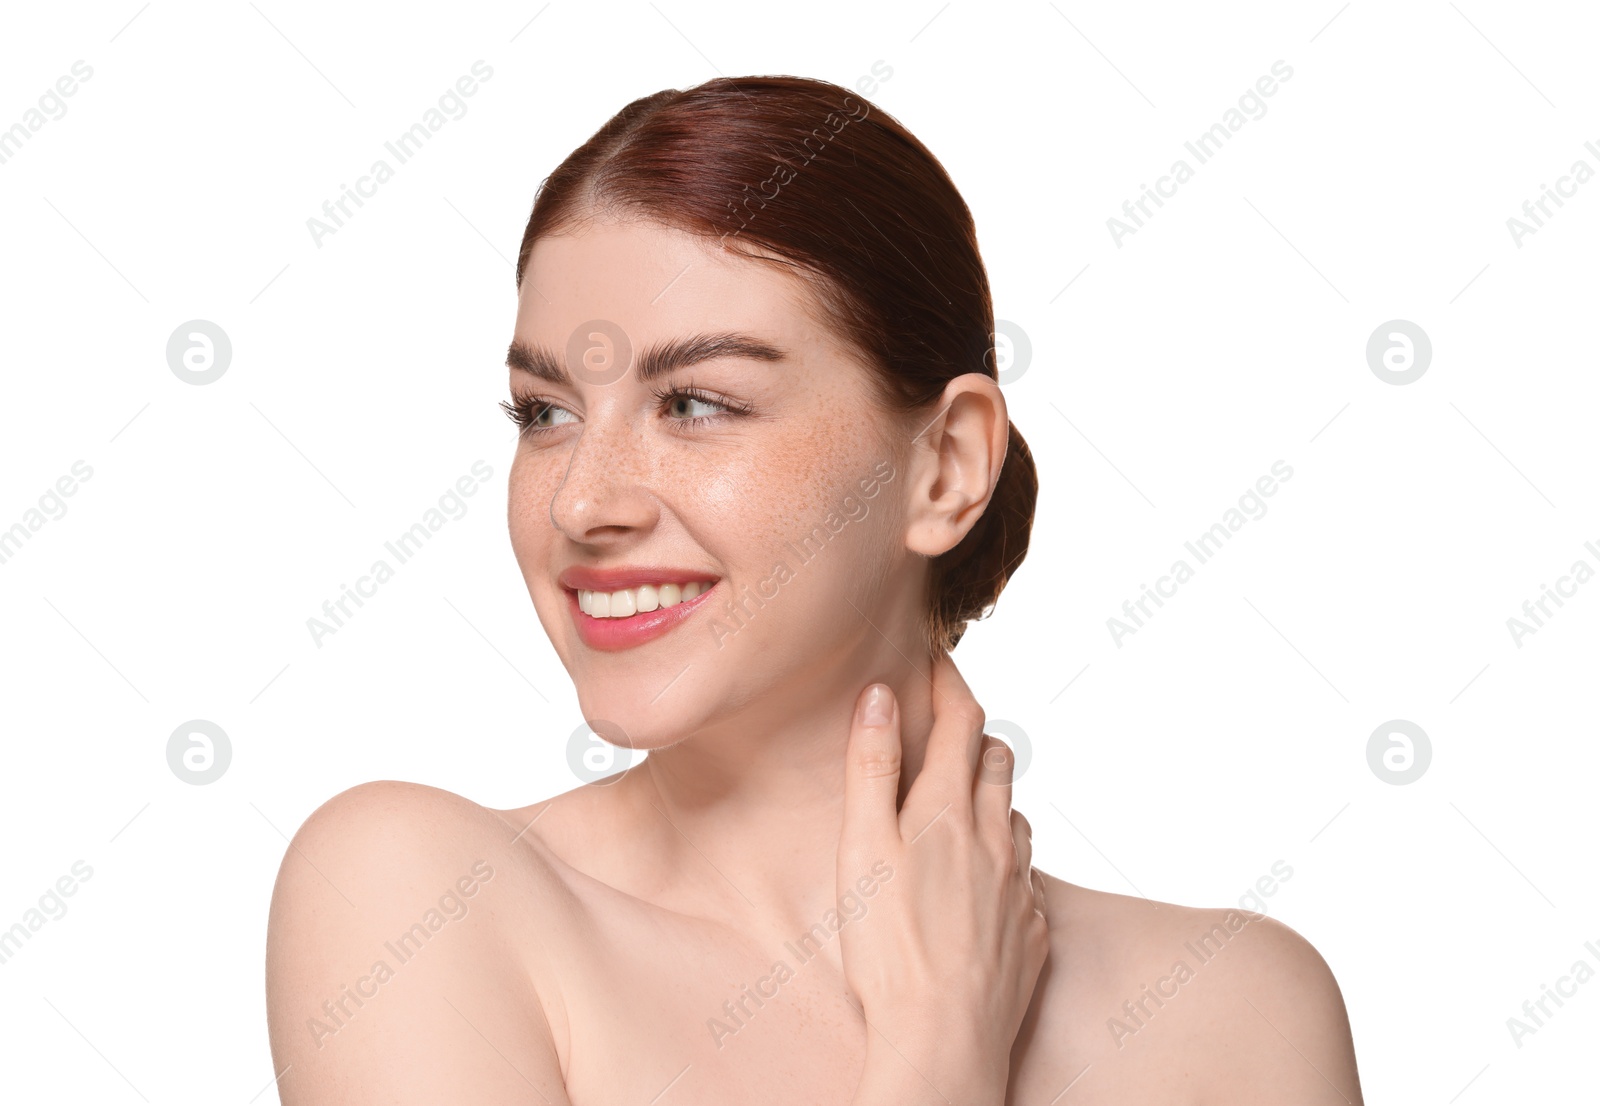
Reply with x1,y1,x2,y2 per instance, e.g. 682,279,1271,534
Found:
547,401,661,543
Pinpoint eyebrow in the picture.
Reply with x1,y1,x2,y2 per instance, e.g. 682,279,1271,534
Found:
506,331,788,384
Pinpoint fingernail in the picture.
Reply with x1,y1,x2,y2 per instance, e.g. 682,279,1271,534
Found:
860,685,891,726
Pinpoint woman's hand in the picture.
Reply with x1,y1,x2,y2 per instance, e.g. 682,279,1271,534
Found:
837,651,1050,1106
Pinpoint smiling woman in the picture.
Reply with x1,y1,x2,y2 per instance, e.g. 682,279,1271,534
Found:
265,75,1363,1105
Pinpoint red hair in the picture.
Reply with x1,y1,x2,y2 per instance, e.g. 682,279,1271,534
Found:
516,75,1037,652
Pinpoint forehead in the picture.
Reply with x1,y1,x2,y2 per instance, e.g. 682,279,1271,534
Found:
514,216,829,348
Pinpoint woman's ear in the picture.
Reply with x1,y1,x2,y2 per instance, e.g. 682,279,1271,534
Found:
904,373,1009,558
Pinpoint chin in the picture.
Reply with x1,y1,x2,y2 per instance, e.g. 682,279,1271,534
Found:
543,574,839,747
571,679,707,755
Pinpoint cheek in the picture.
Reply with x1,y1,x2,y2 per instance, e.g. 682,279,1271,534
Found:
713,427,903,597
507,449,558,554
505,412,899,583
699,426,870,555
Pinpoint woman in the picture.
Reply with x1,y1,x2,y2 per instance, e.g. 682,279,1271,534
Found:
266,75,1363,1103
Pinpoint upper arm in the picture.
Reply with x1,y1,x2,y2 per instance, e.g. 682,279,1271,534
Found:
265,781,571,1105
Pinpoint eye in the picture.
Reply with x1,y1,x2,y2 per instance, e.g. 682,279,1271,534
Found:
500,384,752,439
653,385,750,430
500,393,577,436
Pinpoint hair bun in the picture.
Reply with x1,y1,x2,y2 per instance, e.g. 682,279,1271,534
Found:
929,422,1038,651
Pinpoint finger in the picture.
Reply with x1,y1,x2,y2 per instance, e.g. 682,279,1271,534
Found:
1010,809,1033,877
922,651,987,800
840,683,903,854
972,734,1014,831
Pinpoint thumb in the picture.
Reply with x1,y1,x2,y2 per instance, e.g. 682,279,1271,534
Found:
840,684,902,857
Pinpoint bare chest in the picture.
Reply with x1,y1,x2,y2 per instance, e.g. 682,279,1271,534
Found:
540,900,1187,1106
549,905,868,1105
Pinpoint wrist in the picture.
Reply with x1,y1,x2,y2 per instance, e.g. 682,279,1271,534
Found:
852,1032,1009,1106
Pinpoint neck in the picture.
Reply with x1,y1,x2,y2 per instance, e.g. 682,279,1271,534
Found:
617,648,939,953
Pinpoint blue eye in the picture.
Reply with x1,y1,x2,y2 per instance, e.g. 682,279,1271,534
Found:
500,385,752,438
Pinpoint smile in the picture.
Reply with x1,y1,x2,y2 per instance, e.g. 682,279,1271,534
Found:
561,575,721,652
578,580,710,618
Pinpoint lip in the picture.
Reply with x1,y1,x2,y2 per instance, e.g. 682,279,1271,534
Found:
559,569,722,652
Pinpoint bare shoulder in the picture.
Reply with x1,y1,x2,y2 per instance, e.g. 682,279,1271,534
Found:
265,780,575,1105
1028,873,1363,1105
266,780,568,929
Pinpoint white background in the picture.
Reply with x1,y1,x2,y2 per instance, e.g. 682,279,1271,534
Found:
1,0,1596,1101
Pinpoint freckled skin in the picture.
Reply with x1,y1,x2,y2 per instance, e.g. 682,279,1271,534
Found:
263,215,1363,1106
508,214,918,766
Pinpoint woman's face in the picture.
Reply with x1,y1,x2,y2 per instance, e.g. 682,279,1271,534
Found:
507,214,922,751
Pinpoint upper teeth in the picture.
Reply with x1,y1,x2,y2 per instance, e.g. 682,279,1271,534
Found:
579,581,710,618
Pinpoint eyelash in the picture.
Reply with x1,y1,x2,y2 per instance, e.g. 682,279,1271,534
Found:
500,383,753,439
